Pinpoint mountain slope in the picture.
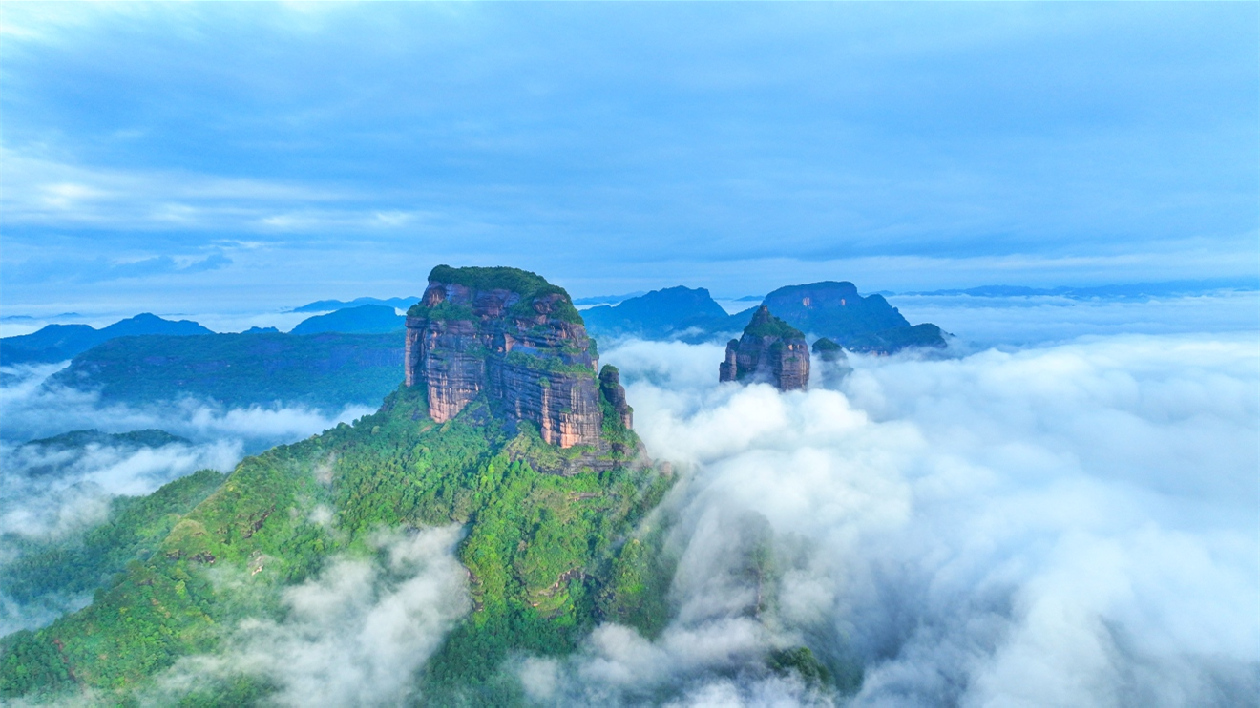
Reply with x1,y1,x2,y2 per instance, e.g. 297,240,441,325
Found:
0,267,672,705
763,282,949,352
0,314,213,366
582,286,747,342
49,331,405,410
289,304,405,334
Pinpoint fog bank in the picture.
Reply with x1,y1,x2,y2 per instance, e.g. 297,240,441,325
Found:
561,332,1260,705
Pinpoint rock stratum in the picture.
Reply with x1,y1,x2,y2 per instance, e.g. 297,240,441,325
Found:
405,265,632,457
720,305,810,390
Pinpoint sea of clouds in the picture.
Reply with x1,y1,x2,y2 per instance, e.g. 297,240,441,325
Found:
2,296,1257,705
540,331,1258,706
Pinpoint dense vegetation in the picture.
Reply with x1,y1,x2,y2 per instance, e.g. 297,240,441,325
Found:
1,470,228,619
24,429,192,451
49,331,405,411
409,265,583,324
845,323,949,354
0,381,675,704
743,307,806,340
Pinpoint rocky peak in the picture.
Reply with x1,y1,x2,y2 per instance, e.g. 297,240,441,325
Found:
719,305,809,390
811,337,851,387
599,365,633,429
405,265,631,460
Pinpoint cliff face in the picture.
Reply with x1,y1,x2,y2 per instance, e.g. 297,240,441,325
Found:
719,305,809,391
405,266,630,454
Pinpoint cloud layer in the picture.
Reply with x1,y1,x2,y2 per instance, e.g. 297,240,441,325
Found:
547,332,1260,705
150,526,470,707
0,362,374,636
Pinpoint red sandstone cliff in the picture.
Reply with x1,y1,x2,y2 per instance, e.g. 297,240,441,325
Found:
404,266,631,454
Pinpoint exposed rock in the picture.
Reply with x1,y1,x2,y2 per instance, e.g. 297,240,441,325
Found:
719,306,809,391
405,265,632,456
599,365,633,429
811,337,852,388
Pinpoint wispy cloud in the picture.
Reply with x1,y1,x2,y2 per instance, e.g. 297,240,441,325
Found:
149,526,470,707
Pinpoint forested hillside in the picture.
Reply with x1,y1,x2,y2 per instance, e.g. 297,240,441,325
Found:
50,331,406,411
0,383,674,704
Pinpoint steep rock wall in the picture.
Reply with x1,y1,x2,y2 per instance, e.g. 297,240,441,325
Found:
719,305,809,391
404,266,629,452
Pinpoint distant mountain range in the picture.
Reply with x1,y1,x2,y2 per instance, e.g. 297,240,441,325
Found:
582,286,751,343
286,296,419,313
50,331,405,410
19,276,1239,408
900,278,1259,300
1,306,408,367
288,304,405,335
583,282,948,352
0,314,213,366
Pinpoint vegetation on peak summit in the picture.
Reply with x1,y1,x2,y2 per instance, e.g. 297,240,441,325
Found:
743,306,805,340
409,265,583,324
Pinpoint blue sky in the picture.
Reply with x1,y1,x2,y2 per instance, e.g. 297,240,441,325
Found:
1,2,1256,312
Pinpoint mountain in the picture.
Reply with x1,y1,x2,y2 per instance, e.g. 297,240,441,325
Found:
571,291,646,306
23,429,191,452
763,282,949,352
49,331,406,410
903,278,1260,300
289,304,405,335
581,282,947,353
811,338,852,387
287,296,421,313
720,305,810,390
0,265,676,704
582,286,749,343
0,314,213,366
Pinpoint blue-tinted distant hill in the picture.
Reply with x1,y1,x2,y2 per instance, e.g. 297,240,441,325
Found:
289,304,405,335
583,286,751,343
573,291,646,306
582,282,947,352
287,296,419,313
761,282,948,352
903,278,1260,300
50,331,405,410
0,314,213,366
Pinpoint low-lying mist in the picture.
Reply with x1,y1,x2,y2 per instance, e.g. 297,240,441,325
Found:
3,329,1256,705
530,332,1257,705
0,362,374,636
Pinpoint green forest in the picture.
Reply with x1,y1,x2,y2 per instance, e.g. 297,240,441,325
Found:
0,380,679,705
49,331,406,411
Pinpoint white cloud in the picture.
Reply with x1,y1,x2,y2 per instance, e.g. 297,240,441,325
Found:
150,526,470,707
560,332,1260,706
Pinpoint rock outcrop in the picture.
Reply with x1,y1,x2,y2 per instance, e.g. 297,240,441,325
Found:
405,265,631,453
598,365,633,429
811,337,852,388
719,305,809,390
